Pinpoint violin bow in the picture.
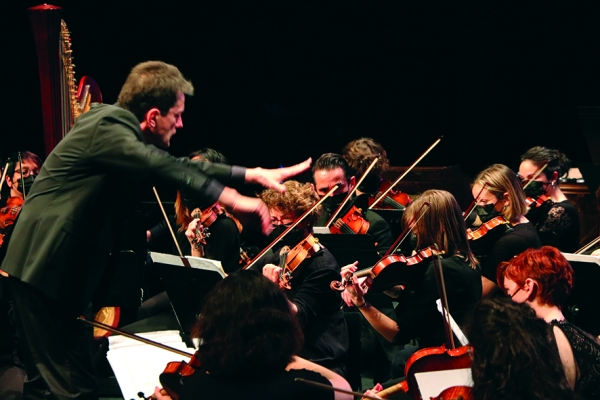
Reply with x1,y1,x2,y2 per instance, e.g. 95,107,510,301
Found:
244,185,339,270
463,182,489,222
0,158,10,197
369,136,442,210
17,152,26,201
574,235,600,255
386,201,430,257
295,378,383,400
152,187,190,267
522,162,548,190
78,316,194,358
325,156,380,228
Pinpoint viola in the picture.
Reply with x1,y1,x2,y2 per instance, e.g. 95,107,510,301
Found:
329,205,370,235
466,216,510,241
526,194,552,208
368,180,411,210
330,246,445,292
278,234,322,290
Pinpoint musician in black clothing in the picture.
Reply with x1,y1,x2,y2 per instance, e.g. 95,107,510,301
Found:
518,146,580,253
249,180,349,377
470,164,541,297
312,153,393,256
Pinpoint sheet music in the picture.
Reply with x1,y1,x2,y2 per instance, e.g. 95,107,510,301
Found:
107,330,193,400
562,252,600,266
436,299,469,346
149,251,227,277
414,368,472,400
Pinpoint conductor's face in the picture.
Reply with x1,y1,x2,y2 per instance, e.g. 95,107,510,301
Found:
150,92,185,148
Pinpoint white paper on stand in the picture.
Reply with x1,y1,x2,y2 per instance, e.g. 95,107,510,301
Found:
106,330,193,400
414,368,472,400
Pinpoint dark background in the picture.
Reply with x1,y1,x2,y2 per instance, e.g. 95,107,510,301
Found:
4,1,600,179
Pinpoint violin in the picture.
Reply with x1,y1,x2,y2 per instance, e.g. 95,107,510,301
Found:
159,353,202,400
368,136,442,211
190,204,221,250
0,196,24,247
329,205,370,235
331,246,445,292
466,216,510,241
368,180,411,210
391,246,474,400
526,194,552,208
326,157,380,235
278,234,322,290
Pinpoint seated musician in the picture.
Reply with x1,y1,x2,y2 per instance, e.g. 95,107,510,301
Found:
154,270,352,400
469,164,540,297
498,246,600,398
249,180,349,377
465,297,575,400
518,146,580,252
342,189,482,380
342,138,397,206
0,151,43,206
177,148,247,273
312,153,393,256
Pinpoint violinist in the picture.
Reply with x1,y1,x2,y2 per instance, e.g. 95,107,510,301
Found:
0,151,42,206
342,138,408,210
341,189,481,380
153,270,352,400
498,246,600,398
249,180,349,377
312,153,393,256
470,164,541,297
518,146,580,252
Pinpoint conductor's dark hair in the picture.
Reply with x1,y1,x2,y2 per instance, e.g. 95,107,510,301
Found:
118,61,194,122
521,146,572,180
465,297,574,400
312,153,352,181
192,270,303,378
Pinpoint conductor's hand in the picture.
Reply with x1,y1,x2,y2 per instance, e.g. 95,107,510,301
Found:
245,158,312,192
219,188,274,235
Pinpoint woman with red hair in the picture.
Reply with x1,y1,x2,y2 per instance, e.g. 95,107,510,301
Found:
497,246,600,398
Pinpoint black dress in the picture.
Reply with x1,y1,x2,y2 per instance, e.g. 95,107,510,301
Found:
550,319,600,399
526,200,581,253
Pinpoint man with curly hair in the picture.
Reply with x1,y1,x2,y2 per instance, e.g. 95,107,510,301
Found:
251,180,349,378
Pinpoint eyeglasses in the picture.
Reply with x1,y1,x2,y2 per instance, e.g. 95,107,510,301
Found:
508,286,523,298
270,215,296,227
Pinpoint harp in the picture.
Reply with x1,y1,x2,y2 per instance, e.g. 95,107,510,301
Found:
29,4,102,157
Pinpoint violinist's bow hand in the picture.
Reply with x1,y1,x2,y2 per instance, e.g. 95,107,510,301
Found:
246,158,312,193
263,264,283,285
151,386,171,400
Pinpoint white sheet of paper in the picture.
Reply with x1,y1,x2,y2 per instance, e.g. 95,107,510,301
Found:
106,330,193,400
414,368,472,400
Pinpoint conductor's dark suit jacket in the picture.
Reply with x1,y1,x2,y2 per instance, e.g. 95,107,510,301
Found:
1,103,245,315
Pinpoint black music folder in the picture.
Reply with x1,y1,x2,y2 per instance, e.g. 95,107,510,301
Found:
149,252,226,336
314,232,382,269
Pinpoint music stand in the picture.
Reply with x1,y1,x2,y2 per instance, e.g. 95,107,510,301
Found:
562,253,600,336
314,233,381,269
150,252,226,337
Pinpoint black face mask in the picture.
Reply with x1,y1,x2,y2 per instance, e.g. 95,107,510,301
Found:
523,180,547,199
14,175,36,197
476,203,500,223
268,225,306,253
322,192,347,211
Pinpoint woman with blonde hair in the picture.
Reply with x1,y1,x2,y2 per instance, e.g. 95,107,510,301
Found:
469,164,540,296
342,189,481,379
